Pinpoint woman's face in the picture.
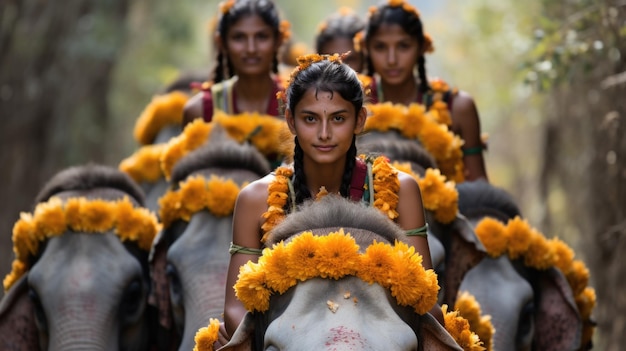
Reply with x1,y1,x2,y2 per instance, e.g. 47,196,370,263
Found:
367,23,420,86
222,14,279,77
287,88,365,167
319,37,363,73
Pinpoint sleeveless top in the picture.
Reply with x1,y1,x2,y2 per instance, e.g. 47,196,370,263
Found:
201,76,283,122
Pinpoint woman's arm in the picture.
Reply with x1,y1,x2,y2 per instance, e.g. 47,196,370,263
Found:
451,91,489,182
223,178,270,336
182,92,205,127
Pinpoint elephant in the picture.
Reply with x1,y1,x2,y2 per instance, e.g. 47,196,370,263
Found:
0,164,159,350
456,179,587,350
149,127,271,351
219,195,464,351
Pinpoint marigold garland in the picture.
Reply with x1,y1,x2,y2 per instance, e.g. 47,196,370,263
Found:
392,162,458,224
474,216,596,348
160,113,289,180
260,156,401,238
159,175,244,228
193,318,221,351
365,102,465,182
442,304,486,351
119,144,167,183
3,197,160,291
234,230,439,314
455,291,494,351
133,91,188,145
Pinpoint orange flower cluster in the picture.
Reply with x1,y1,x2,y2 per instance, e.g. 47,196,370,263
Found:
369,155,400,220
4,196,160,291
193,318,221,351
158,175,243,228
218,0,235,14
234,230,439,314
442,304,486,351
454,292,494,351
428,78,458,126
392,163,458,224
119,143,167,183
474,216,596,347
365,102,465,182
133,91,189,145
160,113,288,179
279,20,291,42
278,53,345,105
261,167,294,241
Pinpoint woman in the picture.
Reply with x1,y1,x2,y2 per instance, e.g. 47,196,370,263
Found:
364,0,489,181
182,0,288,125
314,7,366,73
223,53,437,336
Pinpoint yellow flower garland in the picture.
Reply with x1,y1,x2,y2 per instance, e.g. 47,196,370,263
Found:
260,156,400,239
234,230,439,314
428,78,457,126
3,196,160,291
133,91,189,145
392,162,459,224
442,304,486,351
365,102,465,183
160,113,289,180
474,216,596,347
454,292,494,351
193,318,221,351
119,143,167,183
158,175,244,228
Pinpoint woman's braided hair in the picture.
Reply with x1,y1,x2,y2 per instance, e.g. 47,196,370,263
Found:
281,54,364,206
213,0,284,83
364,0,434,93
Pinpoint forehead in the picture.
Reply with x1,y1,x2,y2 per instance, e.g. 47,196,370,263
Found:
319,37,354,56
228,14,273,33
369,23,413,41
295,88,354,113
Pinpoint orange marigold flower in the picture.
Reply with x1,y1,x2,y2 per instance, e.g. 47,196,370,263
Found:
193,318,221,351
133,91,188,145
285,232,322,281
315,230,360,279
358,241,395,287
206,176,240,217
119,144,166,183
234,260,270,312
455,292,494,351
505,216,533,260
523,230,556,270
474,217,508,258
550,237,575,273
261,243,297,294
565,260,590,296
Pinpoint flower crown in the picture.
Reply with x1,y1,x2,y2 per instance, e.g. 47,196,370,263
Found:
158,174,244,228
234,229,439,314
474,216,596,347
218,0,235,14
367,0,434,54
3,196,160,291
276,53,346,106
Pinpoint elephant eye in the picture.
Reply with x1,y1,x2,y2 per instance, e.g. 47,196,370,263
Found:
166,263,183,307
516,301,535,348
120,279,146,325
28,288,48,333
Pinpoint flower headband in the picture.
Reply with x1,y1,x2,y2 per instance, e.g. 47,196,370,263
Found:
367,0,434,54
234,229,439,314
3,196,160,291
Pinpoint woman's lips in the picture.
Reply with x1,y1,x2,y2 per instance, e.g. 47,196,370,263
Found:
314,145,335,152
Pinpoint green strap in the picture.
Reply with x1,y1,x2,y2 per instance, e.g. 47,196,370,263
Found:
405,223,428,237
229,242,263,255
463,146,484,156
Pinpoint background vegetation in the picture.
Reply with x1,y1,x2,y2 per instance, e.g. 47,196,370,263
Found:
1,0,623,348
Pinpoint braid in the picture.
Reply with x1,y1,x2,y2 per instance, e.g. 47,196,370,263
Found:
226,56,235,79
292,137,311,206
365,55,375,77
272,56,279,75
417,55,430,93
339,136,357,197
214,51,225,83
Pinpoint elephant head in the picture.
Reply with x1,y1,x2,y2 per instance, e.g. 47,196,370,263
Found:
149,128,271,351
220,195,463,351
0,164,159,351
456,179,590,350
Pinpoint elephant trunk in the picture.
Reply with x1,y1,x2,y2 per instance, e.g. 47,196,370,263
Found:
47,310,115,351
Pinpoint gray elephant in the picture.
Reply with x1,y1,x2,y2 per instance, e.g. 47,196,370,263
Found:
220,195,464,351
0,164,159,350
456,179,589,350
149,128,271,350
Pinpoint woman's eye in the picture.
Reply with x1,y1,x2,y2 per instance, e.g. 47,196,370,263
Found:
333,115,345,122
304,115,316,123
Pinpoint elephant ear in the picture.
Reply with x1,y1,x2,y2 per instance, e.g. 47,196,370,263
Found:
533,267,582,350
217,312,255,351
419,313,464,351
434,214,487,307
0,275,39,351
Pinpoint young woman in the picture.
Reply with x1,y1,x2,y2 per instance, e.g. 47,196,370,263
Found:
314,7,366,73
364,0,489,181
223,53,437,336
182,0,287,125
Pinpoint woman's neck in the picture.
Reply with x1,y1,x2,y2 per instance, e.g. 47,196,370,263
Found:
233,74,275,112
379,75,418,105
302,159,346,197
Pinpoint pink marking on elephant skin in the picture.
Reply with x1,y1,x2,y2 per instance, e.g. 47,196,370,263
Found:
324,326,367,350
